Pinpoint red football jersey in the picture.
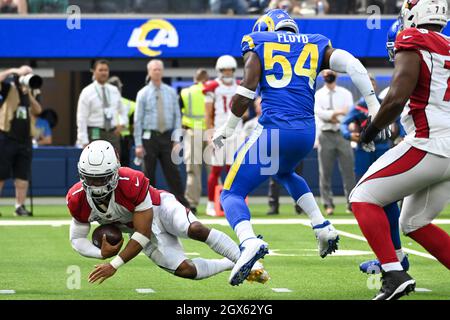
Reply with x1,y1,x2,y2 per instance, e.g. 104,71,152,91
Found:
394,28,450,157
66,167,162,229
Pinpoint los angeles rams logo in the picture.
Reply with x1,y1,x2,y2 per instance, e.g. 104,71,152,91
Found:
128,19,179,57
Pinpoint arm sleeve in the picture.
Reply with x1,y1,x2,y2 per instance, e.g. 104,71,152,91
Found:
134,89,145,147
69,218,103,259
76,90,90,146
329,49,380,116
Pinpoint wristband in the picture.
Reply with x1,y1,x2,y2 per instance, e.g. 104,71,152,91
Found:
226,112,241,130
110,256,125,270
236,85,256,100
131,232,151,248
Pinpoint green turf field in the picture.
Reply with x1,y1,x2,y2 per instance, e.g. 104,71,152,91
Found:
0,202,449,300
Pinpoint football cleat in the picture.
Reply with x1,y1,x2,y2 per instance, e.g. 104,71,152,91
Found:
229,236,269,286
373,270,416,300
360,255,410,274
312,220,339,258
246,260,270,284
206,201,217,217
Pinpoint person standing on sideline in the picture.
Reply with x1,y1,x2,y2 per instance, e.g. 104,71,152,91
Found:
108,76,136,167
180,69,211,215
0,65,42,216
76,60,127,152
315,70,356,215
134,59,190,208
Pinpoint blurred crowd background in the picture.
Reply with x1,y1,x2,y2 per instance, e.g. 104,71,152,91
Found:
0,0,405,15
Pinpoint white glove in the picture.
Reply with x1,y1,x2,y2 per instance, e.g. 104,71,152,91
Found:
212,125,235,149
361,141,375,152
212,112,241,149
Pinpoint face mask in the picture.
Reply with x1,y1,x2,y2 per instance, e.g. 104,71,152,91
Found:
324,74,336,84
221,76,234,85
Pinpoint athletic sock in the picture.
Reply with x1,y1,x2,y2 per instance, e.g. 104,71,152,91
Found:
205,229,241,263
383,202,402,249
352,202,398,265
296,192,325,226
192,257,234,280
381,262,403,272
396,249,405,262
234,220,256,244
409,224,450,269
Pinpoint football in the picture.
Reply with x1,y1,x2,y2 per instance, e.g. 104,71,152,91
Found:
92,224,123,248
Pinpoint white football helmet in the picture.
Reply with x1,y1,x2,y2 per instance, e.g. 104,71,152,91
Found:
78,140,120,200
400,0,448,30
215,55,237,84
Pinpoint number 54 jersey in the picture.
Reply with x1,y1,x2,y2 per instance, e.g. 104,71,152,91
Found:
241,31,331,130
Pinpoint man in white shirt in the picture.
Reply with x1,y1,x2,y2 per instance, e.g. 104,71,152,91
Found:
76,60,127,152
315,70,355,215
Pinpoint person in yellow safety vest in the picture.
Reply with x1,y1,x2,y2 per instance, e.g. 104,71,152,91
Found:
108,76,136,167
180,69,211,215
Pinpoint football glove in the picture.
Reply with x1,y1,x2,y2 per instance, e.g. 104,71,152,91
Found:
212,125,235,149
212,112,241,149
360,116,391,147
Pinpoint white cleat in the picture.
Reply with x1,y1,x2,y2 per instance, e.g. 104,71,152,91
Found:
312,220,339,258
246,260,270,284
206,201,217,217
229,236,269,286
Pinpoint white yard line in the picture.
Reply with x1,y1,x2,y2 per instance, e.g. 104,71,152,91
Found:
271,288,293,293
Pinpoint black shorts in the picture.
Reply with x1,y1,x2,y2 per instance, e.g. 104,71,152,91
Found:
0,133,32,181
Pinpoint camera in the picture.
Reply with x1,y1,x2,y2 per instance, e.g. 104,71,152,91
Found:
18,74,43,89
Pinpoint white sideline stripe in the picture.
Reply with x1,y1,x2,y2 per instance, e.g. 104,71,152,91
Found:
271,288,292,293
0,290,15,294
336,229,437,261
1,218,449,226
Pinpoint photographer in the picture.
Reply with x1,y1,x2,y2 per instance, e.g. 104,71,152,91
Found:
0,66,42,216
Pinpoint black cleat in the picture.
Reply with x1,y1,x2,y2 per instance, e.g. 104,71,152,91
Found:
294,204,303,215
373,270,416,300
266,203,279,215
14,205,32,217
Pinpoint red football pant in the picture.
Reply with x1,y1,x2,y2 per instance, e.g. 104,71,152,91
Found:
207,165,230,201
408,224,450,270
352,202,398,265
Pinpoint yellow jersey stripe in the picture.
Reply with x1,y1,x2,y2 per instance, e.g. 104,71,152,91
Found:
223,125,263,190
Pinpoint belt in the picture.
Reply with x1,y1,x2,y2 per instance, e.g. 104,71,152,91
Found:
321,129,339,133
150,129,172,137
88,126,117,132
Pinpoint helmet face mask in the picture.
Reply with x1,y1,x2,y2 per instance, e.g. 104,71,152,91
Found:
78,140,120,200
79,171,119,200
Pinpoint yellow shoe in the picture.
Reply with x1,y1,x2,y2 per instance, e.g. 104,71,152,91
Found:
246,261,270,284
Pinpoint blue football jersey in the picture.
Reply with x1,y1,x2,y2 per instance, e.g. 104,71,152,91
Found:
241,31,331,129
